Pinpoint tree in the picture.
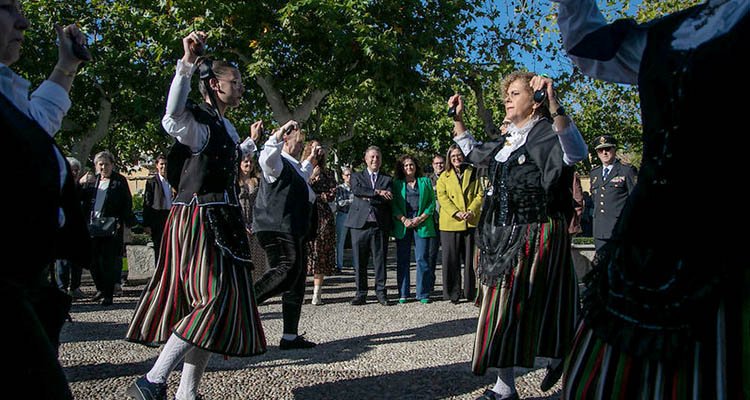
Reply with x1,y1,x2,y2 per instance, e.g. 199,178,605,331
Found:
16,0,699,174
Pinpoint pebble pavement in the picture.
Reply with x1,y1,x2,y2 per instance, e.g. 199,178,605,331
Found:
59,246,563,400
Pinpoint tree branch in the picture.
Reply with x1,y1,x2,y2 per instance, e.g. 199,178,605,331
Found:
71,83,112,165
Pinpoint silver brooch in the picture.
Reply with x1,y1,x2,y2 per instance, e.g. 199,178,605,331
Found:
518,154,526,165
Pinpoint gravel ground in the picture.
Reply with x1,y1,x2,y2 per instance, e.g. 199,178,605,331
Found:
59,246,562,400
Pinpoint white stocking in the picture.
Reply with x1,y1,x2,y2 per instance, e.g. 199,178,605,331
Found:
175,347,211,400
146,334,193,384
491,367,516,397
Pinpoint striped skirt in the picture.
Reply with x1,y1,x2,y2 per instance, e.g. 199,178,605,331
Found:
471,217,578,375
562,270,750,399
126,204,266,357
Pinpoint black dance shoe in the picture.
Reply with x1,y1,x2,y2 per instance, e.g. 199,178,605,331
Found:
279,334,317,350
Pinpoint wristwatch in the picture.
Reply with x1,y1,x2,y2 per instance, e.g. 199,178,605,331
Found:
550,106,566,119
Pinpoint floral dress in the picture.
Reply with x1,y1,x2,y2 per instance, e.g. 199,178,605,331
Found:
306,169,337,275
239,182,268,281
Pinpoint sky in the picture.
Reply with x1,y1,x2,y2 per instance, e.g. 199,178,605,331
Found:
469,0,645,77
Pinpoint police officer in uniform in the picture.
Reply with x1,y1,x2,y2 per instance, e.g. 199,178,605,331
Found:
589,135,637,251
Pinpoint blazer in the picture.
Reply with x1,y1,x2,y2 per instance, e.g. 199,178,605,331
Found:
391,176,436,239
436,166,483,231
344,169,393,232
81,172,136,236
142,174,172,228
589,159,637,240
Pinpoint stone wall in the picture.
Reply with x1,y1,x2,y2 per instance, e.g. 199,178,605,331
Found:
126,244,155,278
127,242,598,281
571,244,595,280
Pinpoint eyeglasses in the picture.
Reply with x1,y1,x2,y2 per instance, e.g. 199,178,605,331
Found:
596,147,614,153
220,79,244,89
433,161,445,165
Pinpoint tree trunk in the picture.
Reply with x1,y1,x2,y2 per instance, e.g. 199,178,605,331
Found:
463,73,497,137
71,89,112,167
255,75,329,125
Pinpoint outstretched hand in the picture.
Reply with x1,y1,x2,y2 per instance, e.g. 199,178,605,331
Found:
182,31,207,65
530,75,561,113
250,120,264,143
54,24,86,70
274,120,299,141
448,94,464,119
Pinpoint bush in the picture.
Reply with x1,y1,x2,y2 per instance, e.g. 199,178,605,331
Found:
572,236,594,245
129,232,151,246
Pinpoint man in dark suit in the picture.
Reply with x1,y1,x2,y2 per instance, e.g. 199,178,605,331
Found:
345,146,393,306
589,135,637,252
143,154,173,262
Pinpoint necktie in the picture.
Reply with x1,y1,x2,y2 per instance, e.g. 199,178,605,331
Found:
371,173,377,188
603,167,610,180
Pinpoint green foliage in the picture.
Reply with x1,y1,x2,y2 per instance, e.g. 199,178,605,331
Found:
15,0,700,175
129,232,151,246
572,236,594,245
132,191,144,212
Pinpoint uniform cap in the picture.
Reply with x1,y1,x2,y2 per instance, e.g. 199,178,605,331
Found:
594,135,617,150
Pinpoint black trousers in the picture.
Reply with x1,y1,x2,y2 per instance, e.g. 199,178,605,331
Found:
440,229,476,301
350,222,388,297
254,232,306,335
148,210,170,264
89,236,122,298
427,219,440,272
6,280,73,400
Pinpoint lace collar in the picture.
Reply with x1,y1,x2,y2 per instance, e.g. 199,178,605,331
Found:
494,116,543,163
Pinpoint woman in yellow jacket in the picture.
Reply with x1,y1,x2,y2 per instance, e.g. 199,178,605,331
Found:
436,144,483,303
392,155,437,304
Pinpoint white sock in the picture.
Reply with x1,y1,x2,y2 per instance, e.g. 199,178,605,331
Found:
146,334,193,384
282,333,297,341
491,367,516,397
313,285,321,295
175,347,211,400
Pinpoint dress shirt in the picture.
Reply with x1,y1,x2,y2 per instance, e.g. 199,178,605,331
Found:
161,60,256,156
258,134,315,203
157,174,173,210
366,169,379,221
1,63,71,226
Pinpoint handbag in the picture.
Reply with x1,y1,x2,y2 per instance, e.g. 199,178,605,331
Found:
88,217,118,238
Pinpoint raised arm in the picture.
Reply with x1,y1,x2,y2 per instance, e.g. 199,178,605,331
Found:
258,120,299,182
529,75,588,165
161,32,211,152
448,94,501,168
555,0,645,84
29,23,85,136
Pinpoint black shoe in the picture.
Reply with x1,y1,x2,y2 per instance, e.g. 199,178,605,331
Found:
540,360,564,391
91,291,104,302
350,296,366,305
376,295,390,306
100,297,113,306
451,299,460,304
476,390,518,400
126,375,167,400
279,334,317,350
